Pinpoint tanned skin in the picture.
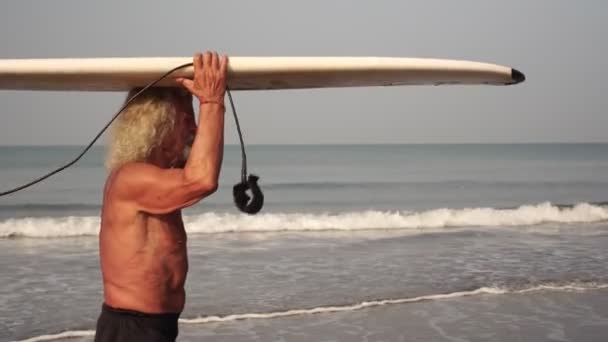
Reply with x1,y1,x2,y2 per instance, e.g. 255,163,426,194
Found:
99,51,228,314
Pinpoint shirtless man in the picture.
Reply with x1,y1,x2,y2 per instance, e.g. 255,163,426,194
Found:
95,51,227,342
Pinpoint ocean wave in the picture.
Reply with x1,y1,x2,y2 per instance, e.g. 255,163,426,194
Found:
1,202,607,239
16,281,608,341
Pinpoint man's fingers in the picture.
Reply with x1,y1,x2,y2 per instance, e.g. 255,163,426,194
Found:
203,52,212,69
211,52,219,69
194,53,204,76
175,77,195,92
175,77,190,86
220,55,228,74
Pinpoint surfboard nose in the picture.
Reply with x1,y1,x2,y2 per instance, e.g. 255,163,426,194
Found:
510,68,526,84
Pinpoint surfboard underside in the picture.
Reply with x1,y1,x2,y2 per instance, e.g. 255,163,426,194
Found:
0,57,525,91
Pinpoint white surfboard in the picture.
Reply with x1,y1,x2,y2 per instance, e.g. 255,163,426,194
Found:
0,57,524,91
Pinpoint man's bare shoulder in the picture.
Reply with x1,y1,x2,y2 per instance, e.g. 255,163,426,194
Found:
102,164,153,227
103,163,188,214
103,163,150,211
105,163,160,198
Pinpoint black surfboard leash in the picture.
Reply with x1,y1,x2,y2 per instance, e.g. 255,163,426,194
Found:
0,62,264,214
226,87,264,214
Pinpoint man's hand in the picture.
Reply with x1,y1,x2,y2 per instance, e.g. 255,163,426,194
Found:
177,52,228,104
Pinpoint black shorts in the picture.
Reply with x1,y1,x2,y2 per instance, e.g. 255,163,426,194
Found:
94,303,180,342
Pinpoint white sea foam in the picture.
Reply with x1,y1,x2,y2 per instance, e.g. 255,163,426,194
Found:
1,202,607,238
16,330,94,342
178,282,608,325
179,287,508,324
16,282,608,342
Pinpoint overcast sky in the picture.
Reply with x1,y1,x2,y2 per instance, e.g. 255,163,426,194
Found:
0,0,606,145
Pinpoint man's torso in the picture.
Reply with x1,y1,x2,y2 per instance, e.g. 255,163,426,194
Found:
99,170,189,314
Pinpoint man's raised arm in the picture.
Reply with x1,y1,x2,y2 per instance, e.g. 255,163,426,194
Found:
180,52,228,191
111,52,228,214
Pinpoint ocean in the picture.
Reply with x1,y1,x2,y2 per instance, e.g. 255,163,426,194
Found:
1,144,607,341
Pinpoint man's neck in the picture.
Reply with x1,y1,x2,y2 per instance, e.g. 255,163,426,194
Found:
147,150,172,169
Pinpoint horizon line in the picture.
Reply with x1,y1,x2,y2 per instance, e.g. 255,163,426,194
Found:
1,141,608,147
